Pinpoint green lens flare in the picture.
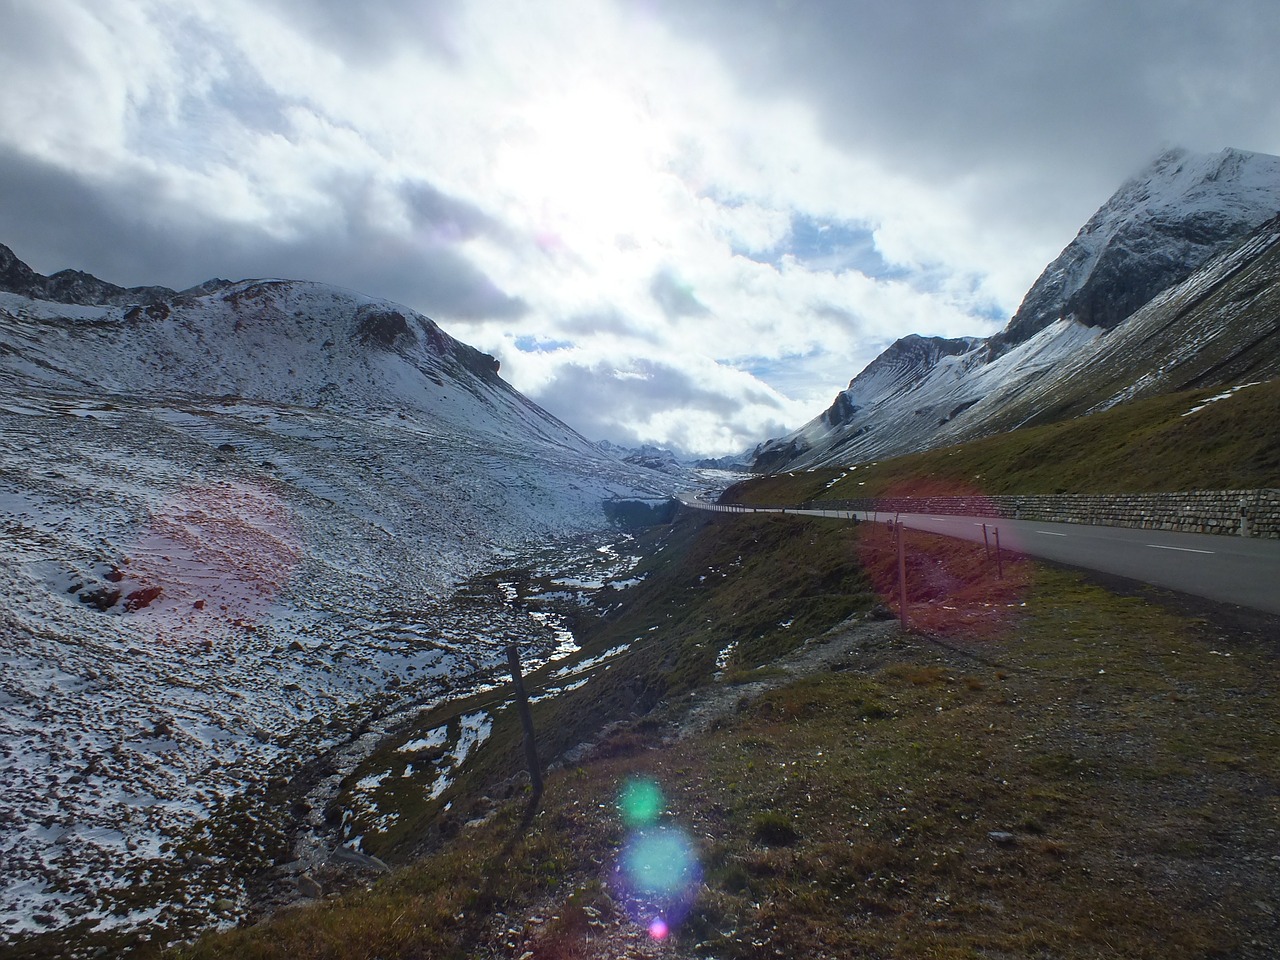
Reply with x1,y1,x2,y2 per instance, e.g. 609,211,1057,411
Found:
618,777,663,827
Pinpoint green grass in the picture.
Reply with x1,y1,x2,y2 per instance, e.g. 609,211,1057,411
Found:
723,378,1280,506
167,518,1280,960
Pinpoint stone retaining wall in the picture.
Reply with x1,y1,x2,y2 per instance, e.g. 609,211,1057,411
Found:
806,489,1280,539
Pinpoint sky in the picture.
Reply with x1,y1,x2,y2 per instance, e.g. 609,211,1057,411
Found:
3,0,1280,457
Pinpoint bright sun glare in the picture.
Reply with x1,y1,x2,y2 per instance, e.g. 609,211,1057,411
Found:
495,88,681,262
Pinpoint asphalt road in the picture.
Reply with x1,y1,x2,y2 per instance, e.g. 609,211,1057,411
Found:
678,496,1280,616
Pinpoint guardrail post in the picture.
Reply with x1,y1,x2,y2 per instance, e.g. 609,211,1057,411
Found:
994,527,1003,579
982,522,990,558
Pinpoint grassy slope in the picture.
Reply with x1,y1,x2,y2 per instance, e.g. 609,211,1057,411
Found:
163,512,1280,960
724,379,1280,507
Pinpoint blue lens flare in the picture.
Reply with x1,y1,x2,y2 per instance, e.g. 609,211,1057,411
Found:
623,826,698,897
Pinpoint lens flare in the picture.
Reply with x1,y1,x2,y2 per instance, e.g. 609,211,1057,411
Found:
611,777,701,937
857,479,1028,639
116,481,300,644
618,777,663,827
613,824,701,932
623,827,696,895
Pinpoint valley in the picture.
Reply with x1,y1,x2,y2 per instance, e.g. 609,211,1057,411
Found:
3,138,1280,960
150,505,1280,960
0,382,668,953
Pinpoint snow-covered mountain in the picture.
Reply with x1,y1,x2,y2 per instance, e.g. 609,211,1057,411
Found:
993,146,1280,351
754,147,1280,471
595,440,690,476
0,247,672,943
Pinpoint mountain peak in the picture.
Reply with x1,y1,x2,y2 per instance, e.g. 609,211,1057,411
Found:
991,146,1280,352
752,145,1280,472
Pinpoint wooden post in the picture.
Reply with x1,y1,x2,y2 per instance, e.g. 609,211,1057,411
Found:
994,527,1003,580
982,522,990,558
896,520,908,631
505,644,543,815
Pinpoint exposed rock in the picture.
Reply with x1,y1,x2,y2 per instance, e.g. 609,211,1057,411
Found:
355,306,412,350
123,586,162,612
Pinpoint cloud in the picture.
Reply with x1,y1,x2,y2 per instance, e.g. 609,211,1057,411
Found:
3,0,1279,456
649,268,710,319
253,0,463,62
656,1,1280,231
525,355,795,457
0,148,526,320
556,309,663,343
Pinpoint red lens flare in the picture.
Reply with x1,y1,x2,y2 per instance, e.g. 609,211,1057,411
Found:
856,480,1029,639
113,482,301,643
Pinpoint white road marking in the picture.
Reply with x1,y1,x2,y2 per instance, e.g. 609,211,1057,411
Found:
1036,531,1068,537
1147,544,1215,555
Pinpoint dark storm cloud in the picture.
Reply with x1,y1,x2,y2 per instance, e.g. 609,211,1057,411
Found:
649,267,710,319
401,180,506,245
0,148,525,322
531,358,786,450
654,0,1280,219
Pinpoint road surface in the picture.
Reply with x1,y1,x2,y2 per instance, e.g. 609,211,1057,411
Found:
677,495,1280,616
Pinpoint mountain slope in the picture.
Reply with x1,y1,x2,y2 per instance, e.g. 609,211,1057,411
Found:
959,214,1280,437
0,248,670,943
754,146,1280,471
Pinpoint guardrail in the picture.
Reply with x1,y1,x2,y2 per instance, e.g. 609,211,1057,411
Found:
790,489,1280,539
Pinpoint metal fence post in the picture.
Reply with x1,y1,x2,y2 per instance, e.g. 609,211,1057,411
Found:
505,643,543,821
897,521,908,630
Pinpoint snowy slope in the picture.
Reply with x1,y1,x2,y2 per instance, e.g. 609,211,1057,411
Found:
0,276,601,454
754,323,1100,470
754,147,1280,471
0,257,672,943
964,214,1280,436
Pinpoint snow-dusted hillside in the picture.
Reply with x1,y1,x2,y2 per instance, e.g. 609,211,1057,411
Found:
970,213,1280,435
754,147,1280,471
0,253,671,943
